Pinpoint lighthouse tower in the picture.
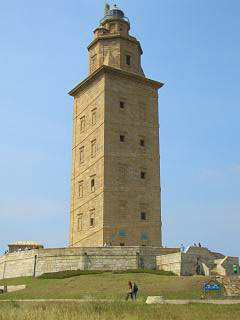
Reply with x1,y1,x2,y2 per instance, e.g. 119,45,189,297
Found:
69,4,163,247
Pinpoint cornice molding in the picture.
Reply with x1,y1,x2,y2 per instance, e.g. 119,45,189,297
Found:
68,65,164,97
87,34,143,55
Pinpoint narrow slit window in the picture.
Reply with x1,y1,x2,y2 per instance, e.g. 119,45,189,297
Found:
90,210,95,227
80,147,84,163
78,181,83,198
91,140,96,157
91,177,95,192
90,217,94,227
120,101,125,109
92,109,97,125
140,139,145,147
91,55,97,71
80,116,85,133
126,55,131,65
141,212,146,220
120,135,125,142
141,171,146,179
77,214,83,231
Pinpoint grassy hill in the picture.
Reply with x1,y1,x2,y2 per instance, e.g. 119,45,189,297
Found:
0,272,207,300
0,272,240,320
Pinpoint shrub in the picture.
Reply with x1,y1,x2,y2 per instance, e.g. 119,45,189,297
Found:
112,269,177,276
39,269,176,279
39,270,104,279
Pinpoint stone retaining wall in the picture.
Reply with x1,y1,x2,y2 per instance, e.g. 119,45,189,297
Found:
0,250,37,279
156,249,239,277
156,253,182,275
0,246,179,279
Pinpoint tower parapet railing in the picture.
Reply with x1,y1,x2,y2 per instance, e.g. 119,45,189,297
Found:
100,15,130,24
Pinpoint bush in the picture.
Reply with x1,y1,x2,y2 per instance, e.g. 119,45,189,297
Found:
39,269,176,279
112,269,177,276
39,270,104,279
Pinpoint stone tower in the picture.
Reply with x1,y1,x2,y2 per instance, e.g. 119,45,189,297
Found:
69,4,163,247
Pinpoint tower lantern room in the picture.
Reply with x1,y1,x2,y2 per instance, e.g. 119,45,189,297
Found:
88,3,144,76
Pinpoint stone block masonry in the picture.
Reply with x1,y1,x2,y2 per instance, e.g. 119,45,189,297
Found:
68,4,164,247
216,276,240,297
0,250,37,279
156,246,239,277
0,247,179,280
2,245,236,279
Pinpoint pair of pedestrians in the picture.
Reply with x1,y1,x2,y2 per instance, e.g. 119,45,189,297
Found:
126,281,138,300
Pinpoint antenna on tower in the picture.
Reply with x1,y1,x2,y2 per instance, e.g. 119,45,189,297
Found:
104,1,110,15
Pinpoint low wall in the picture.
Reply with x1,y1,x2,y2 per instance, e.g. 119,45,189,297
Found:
35,247,138,276
0,250,37,279
0,246,177,279
157,252,224,276
180,253,210,276
156,253,182,275
156,249,239,277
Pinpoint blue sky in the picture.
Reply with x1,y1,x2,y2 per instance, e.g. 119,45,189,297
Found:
0,0,239,257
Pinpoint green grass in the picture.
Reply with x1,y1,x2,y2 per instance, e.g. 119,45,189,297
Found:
0,274,239,319
0,302,240,320
0,273,208,300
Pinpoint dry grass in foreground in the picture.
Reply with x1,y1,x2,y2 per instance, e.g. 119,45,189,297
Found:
0,301,240,320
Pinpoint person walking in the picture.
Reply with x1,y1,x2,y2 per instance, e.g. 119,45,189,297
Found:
126,281,133,300
132,282,138,300
180,244,185,252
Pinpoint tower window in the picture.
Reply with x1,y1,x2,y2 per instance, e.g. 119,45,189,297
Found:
90,217,94,227
92,108,97,125
77,214,83,231
90,209,95,227
126,55,131,66
90,176,95,192
120,135,125,142
141,212,147,220
141,171,146,179
140,139,145,147
91,54,97,71
120,243,125,246
91,140,96,157
120,101,125,109
80,147,84,163
78,181,83,198
80,116,85,132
